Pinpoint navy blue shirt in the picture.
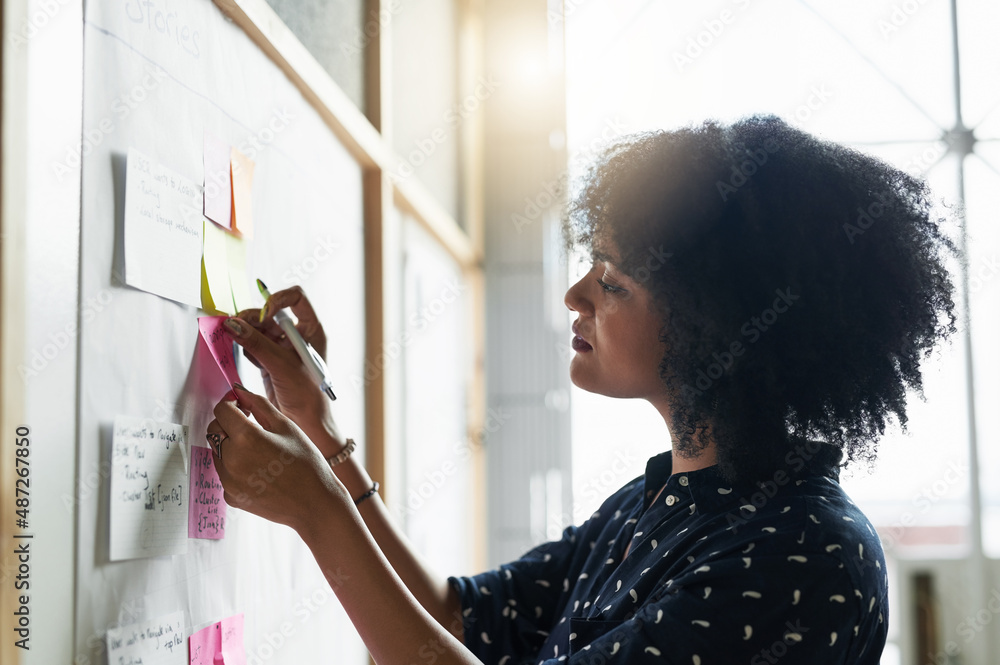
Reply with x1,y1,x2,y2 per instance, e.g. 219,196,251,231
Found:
448,444,888,664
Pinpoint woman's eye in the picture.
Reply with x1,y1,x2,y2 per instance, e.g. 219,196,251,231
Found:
596,278,623,294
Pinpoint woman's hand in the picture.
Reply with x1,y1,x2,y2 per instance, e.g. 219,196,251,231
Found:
223,286,343,455
207,385,348,532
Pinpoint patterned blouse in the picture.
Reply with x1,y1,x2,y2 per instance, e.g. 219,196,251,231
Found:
448,444,888,664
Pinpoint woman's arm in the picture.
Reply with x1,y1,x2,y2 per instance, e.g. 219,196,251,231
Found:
210,389,477,664
222,292,463,637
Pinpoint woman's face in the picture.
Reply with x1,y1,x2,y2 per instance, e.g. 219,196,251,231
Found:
564,244,669,402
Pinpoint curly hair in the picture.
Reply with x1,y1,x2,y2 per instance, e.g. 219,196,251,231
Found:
562,115,961,485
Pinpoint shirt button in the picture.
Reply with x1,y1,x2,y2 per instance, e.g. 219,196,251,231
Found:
678,476,689,487
665,495,678,506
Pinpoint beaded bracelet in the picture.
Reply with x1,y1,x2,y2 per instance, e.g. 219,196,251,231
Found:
326,438,356,467
353,481,379,506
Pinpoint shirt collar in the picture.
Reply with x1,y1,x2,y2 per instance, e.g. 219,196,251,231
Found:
641,441,843,514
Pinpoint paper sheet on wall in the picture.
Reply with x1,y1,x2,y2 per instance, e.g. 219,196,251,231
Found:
189,614,246,665
106,611,186,665
198,316,243,389
124,147,204,308
202,219,236,315
110,416,189,561
188,446,226,539
204,132,233,229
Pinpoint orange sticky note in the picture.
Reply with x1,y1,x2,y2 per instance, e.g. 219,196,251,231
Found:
230,147,255,239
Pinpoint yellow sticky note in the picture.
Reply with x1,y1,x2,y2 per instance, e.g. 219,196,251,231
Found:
202,219,236,315
225,231,253,313
230,147,255,239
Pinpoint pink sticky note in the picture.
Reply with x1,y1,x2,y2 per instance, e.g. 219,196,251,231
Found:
188,615,245,665
204,132,233,229
188,446,226,539
220,614,246,665
198,316,243,390
188,621,221,665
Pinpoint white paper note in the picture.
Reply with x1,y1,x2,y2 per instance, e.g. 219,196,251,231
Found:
110,416,189,561
106,611,186,665
124,147,204,307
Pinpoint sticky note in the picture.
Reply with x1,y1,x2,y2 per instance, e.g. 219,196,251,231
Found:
230,147,255,239
107,611,186,665
188,446,226,539
124,147,204,308
189,614,245,665
225,232,253,312
198,316,243,390
202,219,236,315
110,416,189,561
203,132,233,229
220,614,246,665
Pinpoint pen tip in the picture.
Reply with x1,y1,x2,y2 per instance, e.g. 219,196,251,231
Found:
256,278,267,293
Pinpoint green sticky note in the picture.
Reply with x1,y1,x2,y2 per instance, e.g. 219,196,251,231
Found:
202,219,236,315
226,231,254,313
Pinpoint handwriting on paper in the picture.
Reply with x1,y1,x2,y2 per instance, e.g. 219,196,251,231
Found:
107,611,186,665
198,316,242,389
110,416,189,561
124,147,204,308
188,446,226,539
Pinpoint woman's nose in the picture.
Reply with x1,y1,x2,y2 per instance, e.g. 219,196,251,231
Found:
564,273,593,315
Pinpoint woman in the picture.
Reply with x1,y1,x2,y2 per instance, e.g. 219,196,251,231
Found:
207,115,959,663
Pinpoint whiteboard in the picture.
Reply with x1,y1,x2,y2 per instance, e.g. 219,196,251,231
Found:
75,1,368,662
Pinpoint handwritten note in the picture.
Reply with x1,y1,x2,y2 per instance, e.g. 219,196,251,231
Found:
124,147,204,308
202,220,236,315
188,446,226,539
189,614,245,665
203,132,233,229
198,316,243,389
230,147,255,239
107,611,186,665
110,416,189,561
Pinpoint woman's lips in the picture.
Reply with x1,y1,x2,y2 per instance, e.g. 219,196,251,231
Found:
571,322,593,351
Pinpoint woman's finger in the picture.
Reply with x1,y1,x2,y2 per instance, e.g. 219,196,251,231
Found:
223,317,297,375
260,286,327,359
